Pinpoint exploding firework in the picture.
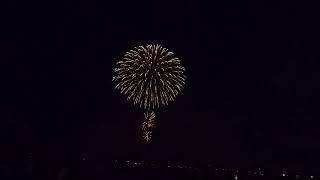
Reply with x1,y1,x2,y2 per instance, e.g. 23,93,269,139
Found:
142,111,156,142
113,44,186,142
113,44,186,110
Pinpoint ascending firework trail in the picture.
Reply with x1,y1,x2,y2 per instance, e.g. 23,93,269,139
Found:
113,44,186,142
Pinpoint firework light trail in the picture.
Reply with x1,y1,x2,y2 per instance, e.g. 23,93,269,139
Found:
142,111,156,142
113,44,186,142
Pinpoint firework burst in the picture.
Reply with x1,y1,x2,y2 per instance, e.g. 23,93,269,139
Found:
142,111,156,142
113,44,186,142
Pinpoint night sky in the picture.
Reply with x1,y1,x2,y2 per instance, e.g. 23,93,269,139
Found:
3,0,320,172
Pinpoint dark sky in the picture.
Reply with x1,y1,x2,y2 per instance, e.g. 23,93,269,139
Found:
3,0,320,170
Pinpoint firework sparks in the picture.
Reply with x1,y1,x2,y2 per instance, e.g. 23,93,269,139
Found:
143,111,155,130
142,131,152,142
113,44,186,142
112,44,186,111
142,111,156,141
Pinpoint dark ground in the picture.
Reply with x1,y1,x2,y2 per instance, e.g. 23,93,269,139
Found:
38,159,320,180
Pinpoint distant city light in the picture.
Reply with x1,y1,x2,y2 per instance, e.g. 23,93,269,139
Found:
110,160,315,179
234,174,238,180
